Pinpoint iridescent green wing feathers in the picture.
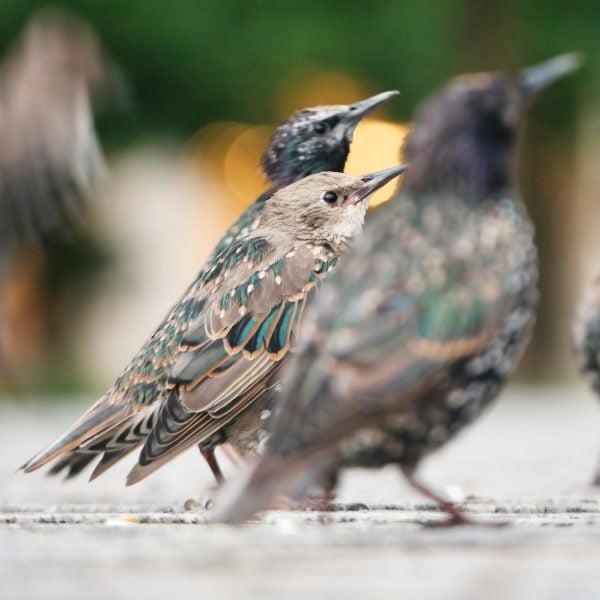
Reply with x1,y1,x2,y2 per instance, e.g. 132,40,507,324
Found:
19,235,276,476
126,239,335,483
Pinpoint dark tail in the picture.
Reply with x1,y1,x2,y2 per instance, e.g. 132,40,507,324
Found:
47,451,97,479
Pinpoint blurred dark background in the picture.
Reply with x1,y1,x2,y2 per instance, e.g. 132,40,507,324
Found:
0,0,598,395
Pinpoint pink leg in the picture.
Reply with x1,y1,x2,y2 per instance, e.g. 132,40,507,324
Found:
406,474,506,528
220,444,244,466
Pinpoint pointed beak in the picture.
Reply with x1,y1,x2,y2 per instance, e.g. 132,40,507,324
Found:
344,90,400,122
345,164,408,206
334,90,400,141
519,53,583,98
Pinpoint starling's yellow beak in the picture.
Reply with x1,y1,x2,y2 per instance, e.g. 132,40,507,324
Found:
345,164,408,206
519,53,582,97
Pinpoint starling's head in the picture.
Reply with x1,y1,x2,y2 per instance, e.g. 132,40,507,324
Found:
19,9,107,90
261,91,399,187
404,53,581,196
260,165,406,252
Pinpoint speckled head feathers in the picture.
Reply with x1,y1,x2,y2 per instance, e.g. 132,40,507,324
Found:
261,91,399,187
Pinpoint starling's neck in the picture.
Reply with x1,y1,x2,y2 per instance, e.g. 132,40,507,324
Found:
403,135,513,201
263,145,350,189
269,165,314,189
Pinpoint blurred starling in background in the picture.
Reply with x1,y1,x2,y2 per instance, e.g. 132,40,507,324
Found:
0,8,110,266
20,166,405,485
573,274,600,485
215,54,581,526
0,9,113,378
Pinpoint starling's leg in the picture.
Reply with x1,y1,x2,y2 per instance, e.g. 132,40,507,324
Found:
199,446,224,485
405,474,506,528
221,444,243,466
221,445,259,466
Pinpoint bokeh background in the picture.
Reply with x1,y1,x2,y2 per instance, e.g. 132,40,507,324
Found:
0,0,598,398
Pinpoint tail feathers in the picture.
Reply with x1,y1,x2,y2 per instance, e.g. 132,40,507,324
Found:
20,403,128,473
125,446,185,486
212,453,328,524
44,446,139,482
46,451,97,480
89,447,137,481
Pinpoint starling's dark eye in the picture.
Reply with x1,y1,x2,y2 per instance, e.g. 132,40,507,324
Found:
322,191,338,204
312,121,327,134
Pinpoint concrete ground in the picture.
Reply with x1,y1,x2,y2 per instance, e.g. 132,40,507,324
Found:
1,384,600,600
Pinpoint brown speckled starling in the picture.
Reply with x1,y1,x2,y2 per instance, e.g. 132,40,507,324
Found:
22,89,399,482
21,166,406,486
573,274,600,486
0,9,109,266
214,54,581,525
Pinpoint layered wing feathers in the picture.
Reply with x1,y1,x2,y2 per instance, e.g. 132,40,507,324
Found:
126,241,334,483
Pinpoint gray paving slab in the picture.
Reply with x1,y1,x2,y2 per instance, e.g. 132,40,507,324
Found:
1,384,599,600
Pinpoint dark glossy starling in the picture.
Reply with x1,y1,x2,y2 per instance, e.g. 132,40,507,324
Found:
21,166,406,486
215,54,581,525
207,90,399,261
573,274,600,486
0,9,109,266
22,90,399,483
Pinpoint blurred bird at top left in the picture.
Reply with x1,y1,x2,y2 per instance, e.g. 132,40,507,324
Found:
0,8,114,378
0,8,113,262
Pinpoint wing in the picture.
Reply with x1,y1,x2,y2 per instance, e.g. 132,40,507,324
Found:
20,231,278,479
0,9,109,262
40,282,216,479
126,240,335,484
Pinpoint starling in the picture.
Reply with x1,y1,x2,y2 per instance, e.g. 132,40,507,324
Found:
206,90,399,261
573,274,600,486
0,9,110,266
215,54,581,525
21,89,399,483
21,166,406,485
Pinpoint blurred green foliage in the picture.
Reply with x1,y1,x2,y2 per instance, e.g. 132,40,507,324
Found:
0,0,597,141
0,0,596,391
